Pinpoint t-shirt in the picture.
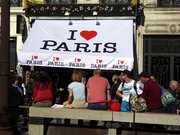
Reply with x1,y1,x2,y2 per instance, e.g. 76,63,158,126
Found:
141,79,163,111
86,75,110,103
117,80,140,102
136,81,144,95
68,82,85,100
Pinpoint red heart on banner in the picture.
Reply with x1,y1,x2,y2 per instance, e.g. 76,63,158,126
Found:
77,58,81,62
56,57,60,61
120,60,124,64
99,60,103,63
34,56,38,60
80,30,97,40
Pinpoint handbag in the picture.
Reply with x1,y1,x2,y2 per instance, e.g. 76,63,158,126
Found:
130,96,147,112
108,100,120,111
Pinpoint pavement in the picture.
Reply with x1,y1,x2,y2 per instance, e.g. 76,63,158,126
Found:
22,127,180,135
21,119,180,135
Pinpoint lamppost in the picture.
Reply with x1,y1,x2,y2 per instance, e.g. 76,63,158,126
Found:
0,0,12,134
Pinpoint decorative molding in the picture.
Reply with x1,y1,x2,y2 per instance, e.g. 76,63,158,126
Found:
169,24,180,33
145,24,168,33
24,4,144,17
178,24,180,33
145,23,180,34
144,0,157,7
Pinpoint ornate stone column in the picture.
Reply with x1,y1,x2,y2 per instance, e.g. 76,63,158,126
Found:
0,0,12,134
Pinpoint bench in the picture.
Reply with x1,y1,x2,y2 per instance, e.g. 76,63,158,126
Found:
29,106,180,135
134,112,180,125
113,111,180,134
29,106,114,135
113,111,180,125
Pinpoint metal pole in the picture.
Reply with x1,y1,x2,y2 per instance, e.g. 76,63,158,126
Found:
0,0,12,134
133,21,139,80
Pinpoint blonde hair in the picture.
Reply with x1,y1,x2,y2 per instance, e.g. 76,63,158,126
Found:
71,71,82,82
112,74,119,83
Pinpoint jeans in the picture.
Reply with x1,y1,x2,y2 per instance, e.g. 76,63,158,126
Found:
87,103,108,110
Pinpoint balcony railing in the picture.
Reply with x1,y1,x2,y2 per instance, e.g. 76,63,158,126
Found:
10,0,23,7
12,0,143,19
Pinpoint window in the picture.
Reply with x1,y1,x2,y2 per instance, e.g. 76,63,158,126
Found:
144,35,180,88
158,0,180,7
10,38,17,70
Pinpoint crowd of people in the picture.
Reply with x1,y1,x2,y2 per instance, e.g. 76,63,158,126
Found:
8,68,180,135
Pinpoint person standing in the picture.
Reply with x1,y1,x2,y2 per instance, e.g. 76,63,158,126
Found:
116,70,141,112
110,74,121,102
86,69,111,110
139,71,163,112
25,71,36,106
51,73,65,105
8,76,24,135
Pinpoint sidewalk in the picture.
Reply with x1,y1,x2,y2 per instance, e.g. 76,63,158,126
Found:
22,126,180,135
21,119,180,135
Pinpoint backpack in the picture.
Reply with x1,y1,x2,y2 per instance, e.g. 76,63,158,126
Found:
130,96,147,112
161,88,176,107
122,81,147,112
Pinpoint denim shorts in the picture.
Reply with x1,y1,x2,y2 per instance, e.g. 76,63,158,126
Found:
121,101,131,112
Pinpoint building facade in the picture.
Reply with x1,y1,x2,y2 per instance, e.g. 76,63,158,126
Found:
138,0,180,87
7,0,180,87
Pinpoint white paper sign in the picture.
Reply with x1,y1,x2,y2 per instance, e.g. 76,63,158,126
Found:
18,19,134,71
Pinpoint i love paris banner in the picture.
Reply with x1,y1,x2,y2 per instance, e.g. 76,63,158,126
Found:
18,19,134,71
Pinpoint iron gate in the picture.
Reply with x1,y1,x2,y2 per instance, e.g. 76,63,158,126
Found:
143,35,180,88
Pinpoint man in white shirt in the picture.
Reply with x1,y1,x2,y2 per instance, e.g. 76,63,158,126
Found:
116,70,143,112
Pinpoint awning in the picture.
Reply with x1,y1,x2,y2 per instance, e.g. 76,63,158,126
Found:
18,19,134,71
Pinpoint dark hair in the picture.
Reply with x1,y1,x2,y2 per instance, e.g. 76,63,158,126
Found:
37,70,49,83
139,71,151,78
36,70,50,90
122,70,132,78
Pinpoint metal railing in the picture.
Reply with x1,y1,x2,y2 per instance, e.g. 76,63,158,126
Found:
10,0,23,7
10,0,132,7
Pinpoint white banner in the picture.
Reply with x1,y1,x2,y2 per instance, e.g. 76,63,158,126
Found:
18,20,134,71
